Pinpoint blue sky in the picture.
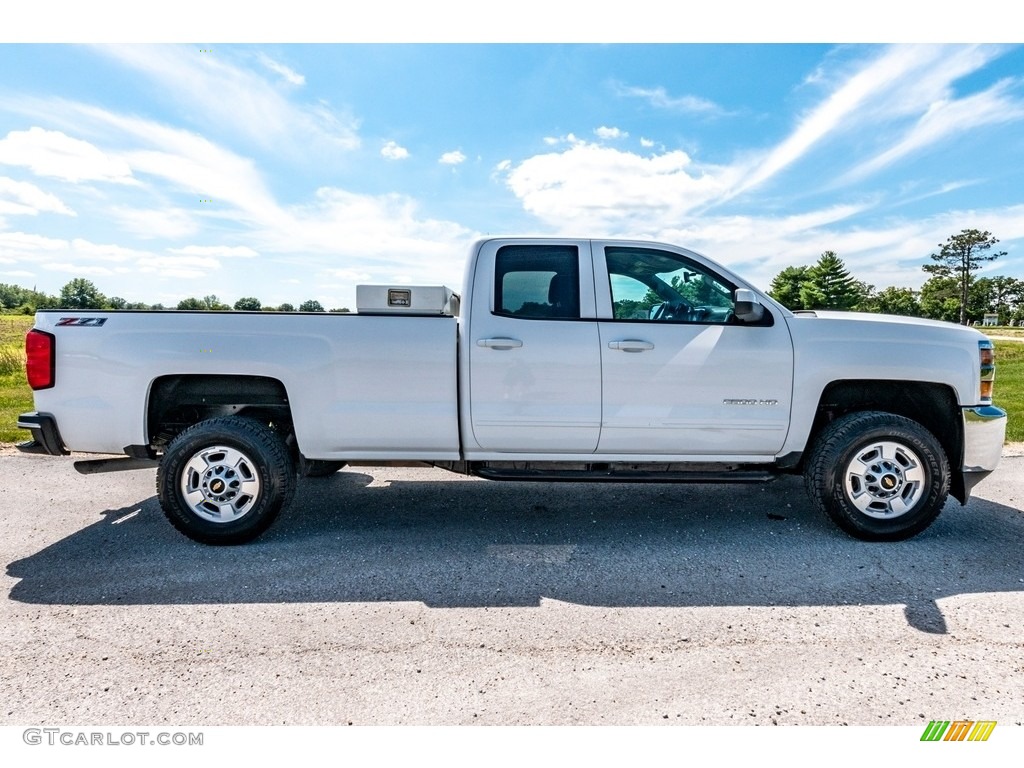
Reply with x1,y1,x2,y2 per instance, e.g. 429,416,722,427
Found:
1,35,1023,308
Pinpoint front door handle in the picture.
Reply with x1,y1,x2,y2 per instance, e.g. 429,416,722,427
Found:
477,337,523,350
608,340,654,352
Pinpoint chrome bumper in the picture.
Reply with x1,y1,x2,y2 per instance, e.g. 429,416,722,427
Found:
960,405,1007,497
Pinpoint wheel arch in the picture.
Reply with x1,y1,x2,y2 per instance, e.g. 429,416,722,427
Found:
146,374,294,452
807,380,965,503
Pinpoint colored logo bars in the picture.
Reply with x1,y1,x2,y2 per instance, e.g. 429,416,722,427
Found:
921,720,997,742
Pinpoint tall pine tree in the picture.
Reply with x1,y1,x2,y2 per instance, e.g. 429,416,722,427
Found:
799,251,865,311
923,229,1005,325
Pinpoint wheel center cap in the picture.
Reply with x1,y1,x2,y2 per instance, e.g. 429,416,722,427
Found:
881,474,898,491
210,479,226,494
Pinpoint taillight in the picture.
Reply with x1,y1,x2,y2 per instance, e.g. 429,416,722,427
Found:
979,339,994,403
26,329,55,390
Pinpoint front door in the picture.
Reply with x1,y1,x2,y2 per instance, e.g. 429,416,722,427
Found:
594,243,794,456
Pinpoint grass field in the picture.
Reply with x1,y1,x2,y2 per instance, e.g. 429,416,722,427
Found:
0,315,33,443
0,314,1021,444
995,339,1024,442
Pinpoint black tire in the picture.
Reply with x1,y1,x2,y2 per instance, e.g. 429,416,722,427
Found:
156,417,296,545
804,411,949,542
301,459,347,478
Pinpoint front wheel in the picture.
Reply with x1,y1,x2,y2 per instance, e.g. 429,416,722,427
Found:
157,417,296,545
805,411,949,541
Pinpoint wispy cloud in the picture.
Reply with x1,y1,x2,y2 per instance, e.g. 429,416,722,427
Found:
256,53,306,86
93,45,358,153
842,78,1024,183
734,45,1013,196
168,245,259,258
0,176,74,216
0,127,135,184
613,82,726,115
110,206,199,240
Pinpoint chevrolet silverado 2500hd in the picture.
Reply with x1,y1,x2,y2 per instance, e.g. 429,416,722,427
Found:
17,238,1007,544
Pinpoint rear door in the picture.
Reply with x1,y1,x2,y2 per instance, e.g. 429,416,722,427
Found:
466,239,601,453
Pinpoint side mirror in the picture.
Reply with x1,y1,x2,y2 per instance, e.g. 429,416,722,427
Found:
734,288,764,323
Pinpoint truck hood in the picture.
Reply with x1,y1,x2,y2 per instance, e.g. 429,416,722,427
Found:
790,310,988,340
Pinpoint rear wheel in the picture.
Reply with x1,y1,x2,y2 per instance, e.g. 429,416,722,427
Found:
157,417,295,545
805,411,949,541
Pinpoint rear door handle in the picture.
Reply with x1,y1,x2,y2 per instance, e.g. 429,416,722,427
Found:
477,337,523,350
608,340,654,352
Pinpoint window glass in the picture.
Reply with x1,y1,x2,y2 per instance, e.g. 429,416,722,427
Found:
495,245,580,319
606,247,736,324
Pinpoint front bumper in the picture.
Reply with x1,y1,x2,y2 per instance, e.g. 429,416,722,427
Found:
960,404,1007,497
16,412,69,456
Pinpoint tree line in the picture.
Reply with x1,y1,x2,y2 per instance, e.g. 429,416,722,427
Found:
1,229,1017,324
767,229,1021,325
0,280,350,314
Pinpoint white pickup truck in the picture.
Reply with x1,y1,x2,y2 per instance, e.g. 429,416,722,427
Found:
17,238,1007,544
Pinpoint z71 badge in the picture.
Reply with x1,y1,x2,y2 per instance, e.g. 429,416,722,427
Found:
57,317,108,327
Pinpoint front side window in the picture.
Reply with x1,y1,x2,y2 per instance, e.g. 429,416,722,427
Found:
606,247,736,324
494,245,580,319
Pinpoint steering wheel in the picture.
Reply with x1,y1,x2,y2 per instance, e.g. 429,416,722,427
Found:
652,300,694,321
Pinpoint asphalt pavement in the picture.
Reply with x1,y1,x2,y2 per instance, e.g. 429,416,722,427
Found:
1,450,1022,725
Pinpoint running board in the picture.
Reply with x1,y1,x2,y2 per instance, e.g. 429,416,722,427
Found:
74,457,160,475
471,467,777,483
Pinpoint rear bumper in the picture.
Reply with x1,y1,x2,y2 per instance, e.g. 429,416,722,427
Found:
959,405,1007,498
16,412,69,456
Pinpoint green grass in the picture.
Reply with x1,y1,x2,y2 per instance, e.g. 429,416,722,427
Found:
0,315,34,443
985,326,1024,339
0,314,33,345
994,340,1024,442
0,313,1021,444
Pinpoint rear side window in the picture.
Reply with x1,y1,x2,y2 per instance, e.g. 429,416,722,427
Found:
494,245,580,319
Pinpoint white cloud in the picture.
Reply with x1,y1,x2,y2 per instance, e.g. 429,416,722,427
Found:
505,141,738,231
0,177,75,216
439,150,466,165
325,268,373,283
169,245,259,258
110,207,200,239
640,138,655,148
594,126,628,140
734,44,1012,196
256,53,306,86
842,78,1024,183
614,83,725,115
0,100,477,300
381,141,410,160
0,127,135,184
140,255,221,271
0,101,281,225
0,231,67,259
94,45,359,153
69,239,152,262
41,262,116,276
